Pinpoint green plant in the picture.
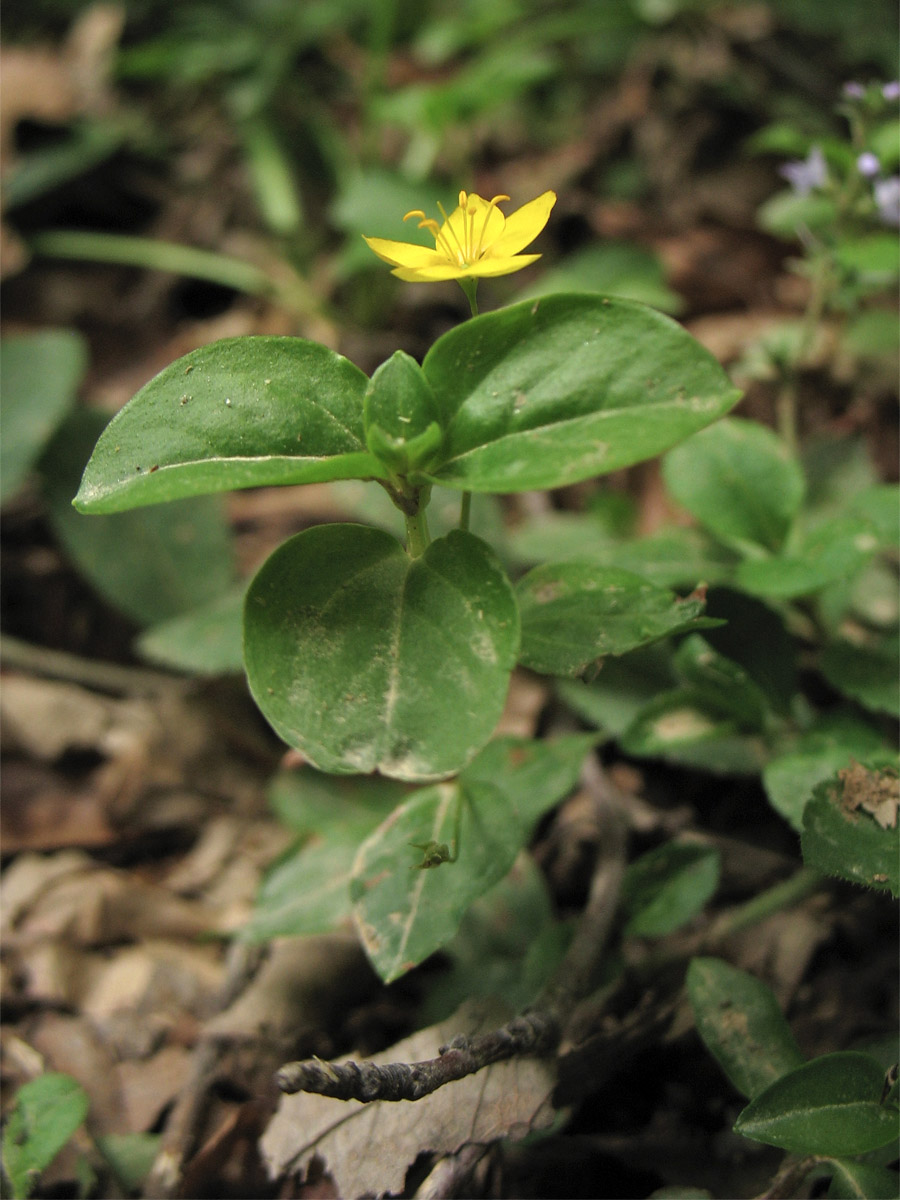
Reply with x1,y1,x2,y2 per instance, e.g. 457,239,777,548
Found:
73,188,740,976
688,958,899,1199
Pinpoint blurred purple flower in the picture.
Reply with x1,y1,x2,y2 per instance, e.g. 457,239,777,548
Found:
780,146,828,197
874,177,900,226
842,82,866,99
883,81,900,100
857,152,881,178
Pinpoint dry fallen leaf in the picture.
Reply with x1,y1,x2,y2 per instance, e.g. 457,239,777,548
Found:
260,998,557,1199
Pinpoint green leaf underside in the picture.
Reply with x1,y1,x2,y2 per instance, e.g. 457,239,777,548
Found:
687,958,805,1100
42,409,235,626
0,329,87,506
350,779,522,982
824,1158,900,1200
73,337,385,513
801,773,899,896
663,417,804,552
734,1052,900,1155
243,526,520,780
421,295,741,492
622,843,721,937
2,1073,89,1200
516,562,713,676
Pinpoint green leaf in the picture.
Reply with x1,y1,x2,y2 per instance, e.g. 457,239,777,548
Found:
801,768,899,896
622,843,721,937
825,1158,900,1200
2,1073,89,1200
95,1133,160,1193
620,689,768,773
420,294,741,492
516,563,717,677
364,351,444,474
763,718,890,832
736,515,879,599
240,771,409,941
662,417,804,552
821,635,900,717
734,1052,900,1155
673,635,770,729
558,645,678,738
135,585,246,674
834,234,900,284
0,330,87,505
243,526,520,780
687,958,805,1100
460,732,597,831
73,337,384,513
418,854,569,1024
350,779,523,981
42,409,235,627
848,484,900,549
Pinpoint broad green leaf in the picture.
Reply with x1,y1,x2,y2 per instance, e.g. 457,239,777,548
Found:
42,409,235,626
516,562,716,677
240,772,411,940
350,779,522,981
763,717,890,832
687,958,805,1100
801,769,899,896
418,854,569,1024
243,526,520,780
825,1158,900,1200
821,635,900,717
420,294,741,492
461,732,597,830
73,337,385,513
673,635,770,730
136,584,246,673
834,234,900,284
734,1052,900,1155
736,515,879,599
0,329,87,506
622,843,720,937
662,417,804,552
2,1073,89,1200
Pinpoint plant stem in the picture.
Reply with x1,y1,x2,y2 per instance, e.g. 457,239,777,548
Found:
405,505,431,557
707,866,824,942
776,251,832,454
458,277,479,316
459,490,472,531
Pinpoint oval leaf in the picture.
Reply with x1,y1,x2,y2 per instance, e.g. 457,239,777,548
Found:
516,563,715,676
687,958,805,1100
734,1052,900,1155
621,842,721,937
74,337,385,513
421,294,741,492
801,768,899,896
2,1073,89,1200
0,329,87,505
243,525,520,780
663,417,804,552
350,779,521,981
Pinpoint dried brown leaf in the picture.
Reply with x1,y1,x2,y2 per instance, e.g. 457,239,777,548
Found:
260,999,557,1200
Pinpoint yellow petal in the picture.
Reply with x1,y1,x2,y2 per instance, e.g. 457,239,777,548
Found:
484,191,556,258
440,194,506,264
391,254,541,283
362,236,447,269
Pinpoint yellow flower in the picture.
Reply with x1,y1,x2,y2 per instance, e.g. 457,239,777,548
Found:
363,189,556,282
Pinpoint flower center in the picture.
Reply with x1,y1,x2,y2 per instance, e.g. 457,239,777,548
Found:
403,191,510,266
